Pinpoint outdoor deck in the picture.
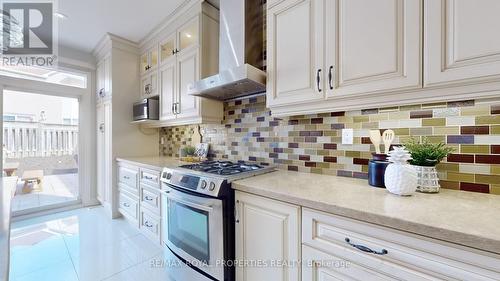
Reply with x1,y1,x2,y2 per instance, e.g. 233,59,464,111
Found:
11,173,78,213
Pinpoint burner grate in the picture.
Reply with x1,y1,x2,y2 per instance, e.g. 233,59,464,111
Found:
180,160,264,175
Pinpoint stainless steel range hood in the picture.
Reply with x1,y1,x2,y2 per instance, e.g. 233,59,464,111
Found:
188,0,266,100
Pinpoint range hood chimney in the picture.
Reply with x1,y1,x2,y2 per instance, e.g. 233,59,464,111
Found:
188,0,266,100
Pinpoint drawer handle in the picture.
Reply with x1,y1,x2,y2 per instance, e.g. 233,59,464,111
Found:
144,196,154,201
144,221,154,228
123,176,130,180
345,238,388,255
144,176,154,180
123,202,130,207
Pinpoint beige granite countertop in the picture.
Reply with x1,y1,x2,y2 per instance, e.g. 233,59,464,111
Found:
116,156,191,170
233,170,500,255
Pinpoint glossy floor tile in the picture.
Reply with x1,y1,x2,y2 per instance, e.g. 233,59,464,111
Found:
9,206,172,281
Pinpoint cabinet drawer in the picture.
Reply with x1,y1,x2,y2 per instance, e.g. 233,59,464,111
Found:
118,182,139,197
140,184,160,215
302,245,416,281
140,208,160,242
118,166,138,188
139,168,160,187
118,192,138,221
303,208,500,280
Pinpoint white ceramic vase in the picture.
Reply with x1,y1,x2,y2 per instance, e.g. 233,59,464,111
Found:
385,163,418,196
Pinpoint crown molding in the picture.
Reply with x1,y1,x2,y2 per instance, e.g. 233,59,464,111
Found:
139,0,201,49
92,33,139,60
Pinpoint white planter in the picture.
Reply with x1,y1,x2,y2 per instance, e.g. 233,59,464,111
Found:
384,163,418,196
413,165,440,193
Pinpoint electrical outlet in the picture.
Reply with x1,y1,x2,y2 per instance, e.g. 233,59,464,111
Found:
160,137,165,145
342,129,354,144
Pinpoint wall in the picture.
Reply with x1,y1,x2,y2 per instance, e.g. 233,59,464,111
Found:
160,95,500,195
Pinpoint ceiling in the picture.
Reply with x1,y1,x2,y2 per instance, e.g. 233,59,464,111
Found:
57,0,188,53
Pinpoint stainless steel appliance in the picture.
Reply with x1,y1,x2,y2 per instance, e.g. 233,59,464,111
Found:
187,0,266,100
160,161,275,281
133,98,159,121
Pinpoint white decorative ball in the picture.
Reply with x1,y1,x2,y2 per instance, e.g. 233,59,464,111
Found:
385,163,418,196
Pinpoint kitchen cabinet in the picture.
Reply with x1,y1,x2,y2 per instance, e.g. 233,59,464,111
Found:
235,191,301,281
140,46,158,75
153,4,223,127
140,71,159,99
267,0,500,116
236,191,500,281
424,0,500,87
96,101,111,204
302,208,500,281
96,56,111,103
266,0,325,107
325,0,422,97
116,160,163,244
159,58,177,120
93,34,159,218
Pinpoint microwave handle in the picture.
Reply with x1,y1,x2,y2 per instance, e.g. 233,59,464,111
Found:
163,189,214,212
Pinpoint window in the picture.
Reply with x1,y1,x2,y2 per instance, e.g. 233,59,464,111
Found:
0,65,87,88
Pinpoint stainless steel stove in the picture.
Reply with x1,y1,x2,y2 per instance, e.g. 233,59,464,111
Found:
160,160,275,281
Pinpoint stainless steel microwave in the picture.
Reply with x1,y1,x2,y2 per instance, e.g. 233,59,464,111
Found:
133,98,159,121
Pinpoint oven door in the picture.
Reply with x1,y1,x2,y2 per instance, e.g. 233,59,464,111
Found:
161,184,224,280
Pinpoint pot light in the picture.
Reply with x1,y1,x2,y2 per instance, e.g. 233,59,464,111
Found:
54,12,68,19
185,33,192,38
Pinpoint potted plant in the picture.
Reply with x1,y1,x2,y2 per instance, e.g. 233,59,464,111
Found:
404,137,454,193
180,145,196,157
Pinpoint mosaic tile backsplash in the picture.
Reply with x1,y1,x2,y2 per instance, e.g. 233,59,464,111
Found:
160,95,500,195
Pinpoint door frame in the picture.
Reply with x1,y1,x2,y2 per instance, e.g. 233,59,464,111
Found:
0,66,97,217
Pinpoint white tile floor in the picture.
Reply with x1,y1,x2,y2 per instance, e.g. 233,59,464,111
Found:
9,207,173,281
11,173,79,212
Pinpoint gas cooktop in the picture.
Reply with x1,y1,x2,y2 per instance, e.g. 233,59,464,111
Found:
180,160,266,175
161,160,275,197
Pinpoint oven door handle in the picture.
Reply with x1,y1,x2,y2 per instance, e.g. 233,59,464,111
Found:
162,190,214,212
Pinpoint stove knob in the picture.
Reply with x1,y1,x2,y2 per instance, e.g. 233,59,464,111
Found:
166,173,172,180
200,180,207,189
209,182,216,191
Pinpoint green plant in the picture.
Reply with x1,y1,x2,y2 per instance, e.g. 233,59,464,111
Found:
403,137,454,166
182,145,196,156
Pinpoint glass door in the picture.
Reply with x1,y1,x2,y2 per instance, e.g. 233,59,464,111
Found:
3,90,80,214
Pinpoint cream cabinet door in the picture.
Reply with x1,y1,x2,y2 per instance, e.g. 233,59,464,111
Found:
326,0,422,97
424,0,500,86
267,0,325,106
235,191,301,281
159,59,177,121
176,48,200,119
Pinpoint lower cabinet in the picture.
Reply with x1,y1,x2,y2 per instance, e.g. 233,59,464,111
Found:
236,192,500,281
116,160,162,245
235,191,301,281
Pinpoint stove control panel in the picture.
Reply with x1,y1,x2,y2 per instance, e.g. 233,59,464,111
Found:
160,168,226,197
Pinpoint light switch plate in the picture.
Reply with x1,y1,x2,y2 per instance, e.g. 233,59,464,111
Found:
342,129,354,144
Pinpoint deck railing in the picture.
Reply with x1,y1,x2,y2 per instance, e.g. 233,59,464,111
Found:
3,120,78,158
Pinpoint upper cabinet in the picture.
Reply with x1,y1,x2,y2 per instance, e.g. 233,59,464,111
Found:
266,0,326,107
140,46,158,75
96,55,111,104
147,2,222,127
424,0,500,86
326,0,422,97
268,0,500,116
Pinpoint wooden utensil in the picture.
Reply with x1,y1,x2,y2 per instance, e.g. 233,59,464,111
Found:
382,129,395,154
369,130,382,154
